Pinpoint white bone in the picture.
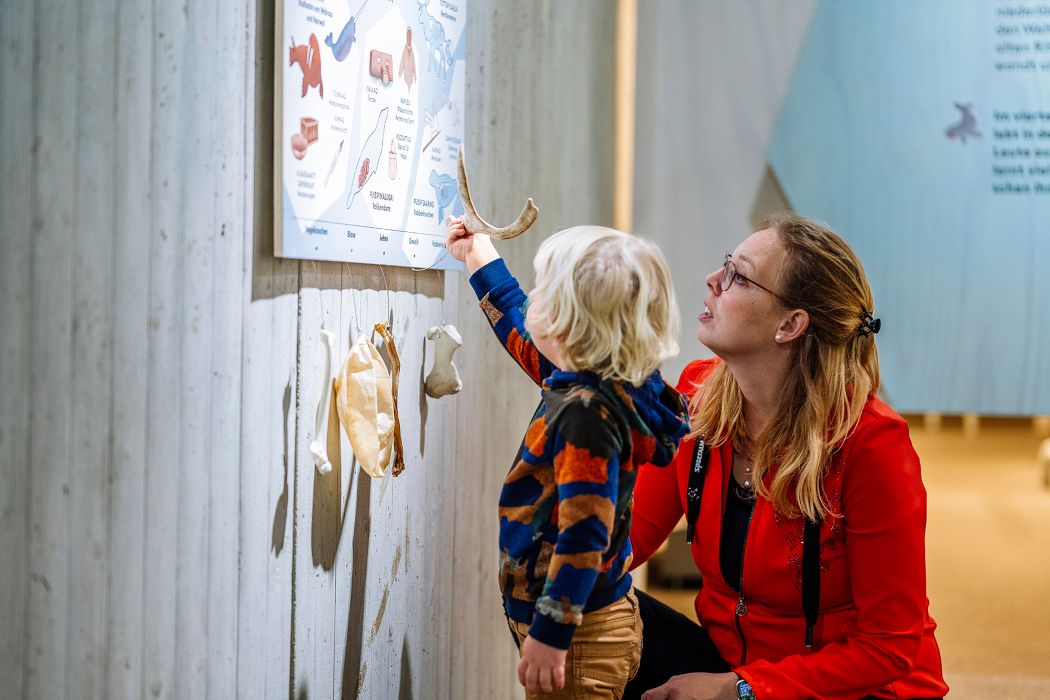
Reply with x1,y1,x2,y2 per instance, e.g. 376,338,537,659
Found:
457,146,538,240
309,329,336,474
424,324,463,398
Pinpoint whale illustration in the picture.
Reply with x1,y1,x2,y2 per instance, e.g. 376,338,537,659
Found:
346,108,389,210
325,18,357,61
429,170,461,221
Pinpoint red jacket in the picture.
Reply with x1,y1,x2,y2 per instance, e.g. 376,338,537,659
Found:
631,359,948,700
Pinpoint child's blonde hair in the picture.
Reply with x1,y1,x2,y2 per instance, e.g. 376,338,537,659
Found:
531,225,679,386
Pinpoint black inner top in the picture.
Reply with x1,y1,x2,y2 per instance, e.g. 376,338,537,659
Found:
720,455,755,592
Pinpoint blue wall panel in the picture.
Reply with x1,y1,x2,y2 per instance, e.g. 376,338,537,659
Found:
769,0,1049,414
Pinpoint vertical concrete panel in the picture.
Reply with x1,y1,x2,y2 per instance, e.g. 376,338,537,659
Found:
633,0,818,381
206,0,249,693
0,1,34,696
25,0,78,695
105,0,153,695
68,0,118,695
141,0,188,696
172,3,217,693
236,0,300,695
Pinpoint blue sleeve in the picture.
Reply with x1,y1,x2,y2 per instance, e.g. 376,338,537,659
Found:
468,258,556,386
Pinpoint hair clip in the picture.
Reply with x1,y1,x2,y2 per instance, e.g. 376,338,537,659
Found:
858,310,881,337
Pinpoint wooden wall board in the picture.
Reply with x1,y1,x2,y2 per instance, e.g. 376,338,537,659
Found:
25,0,79,695
105,0,154,694
0,1,34,697
140,0,189,696
238,0,300,691
68,0,118,696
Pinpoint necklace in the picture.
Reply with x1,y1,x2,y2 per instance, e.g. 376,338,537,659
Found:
734,449,754,491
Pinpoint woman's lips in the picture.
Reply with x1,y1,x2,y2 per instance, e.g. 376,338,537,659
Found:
698,304,713,321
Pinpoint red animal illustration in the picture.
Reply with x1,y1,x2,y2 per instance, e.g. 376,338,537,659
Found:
289,34,324,98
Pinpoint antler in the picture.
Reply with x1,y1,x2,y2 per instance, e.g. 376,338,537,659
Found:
457,146,538,240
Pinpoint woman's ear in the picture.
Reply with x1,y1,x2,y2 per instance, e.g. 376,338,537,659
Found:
776,309,810,343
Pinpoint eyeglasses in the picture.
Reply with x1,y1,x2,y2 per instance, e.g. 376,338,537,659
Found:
720,253,791,306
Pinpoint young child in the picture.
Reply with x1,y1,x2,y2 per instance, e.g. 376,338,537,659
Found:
445,218,690,698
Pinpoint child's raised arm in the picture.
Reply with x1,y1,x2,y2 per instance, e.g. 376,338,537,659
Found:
446,216,556,386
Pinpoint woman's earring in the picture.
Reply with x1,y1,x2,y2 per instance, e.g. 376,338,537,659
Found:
775,334,782,342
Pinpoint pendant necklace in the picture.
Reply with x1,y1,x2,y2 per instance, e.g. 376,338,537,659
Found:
735,448,755,499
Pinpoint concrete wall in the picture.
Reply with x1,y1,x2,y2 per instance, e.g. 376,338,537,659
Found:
0,0,615,697
633,0,818,381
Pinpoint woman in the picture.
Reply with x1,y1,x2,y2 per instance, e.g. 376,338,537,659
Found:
626,213,948,700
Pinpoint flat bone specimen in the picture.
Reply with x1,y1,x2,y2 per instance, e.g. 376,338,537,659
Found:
457,146,538,239
424,324,463,398
373,323,406,477
335,333,395,478
310,329,337,474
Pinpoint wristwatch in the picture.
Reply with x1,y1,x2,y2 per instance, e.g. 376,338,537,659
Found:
736,677,756,700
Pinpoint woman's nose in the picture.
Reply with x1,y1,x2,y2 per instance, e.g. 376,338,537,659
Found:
705,268,722,294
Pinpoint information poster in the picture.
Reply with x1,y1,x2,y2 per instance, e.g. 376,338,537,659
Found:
768,0,1050,414
275,0,466,270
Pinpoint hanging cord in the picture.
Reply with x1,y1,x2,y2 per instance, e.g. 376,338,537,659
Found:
378,264,391,325
410,215,453,272
409,246,452,272
311,260,329,330
338,260,362,340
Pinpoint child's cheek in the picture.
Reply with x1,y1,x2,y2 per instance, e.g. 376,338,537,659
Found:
525,300,543,338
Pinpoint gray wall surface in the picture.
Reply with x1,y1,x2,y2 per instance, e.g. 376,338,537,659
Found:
0,0,615,697
633,0,819,382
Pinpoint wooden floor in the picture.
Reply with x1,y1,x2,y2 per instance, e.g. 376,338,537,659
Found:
649,418,1050,699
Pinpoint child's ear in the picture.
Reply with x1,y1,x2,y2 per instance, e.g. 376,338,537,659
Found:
776,309,810,343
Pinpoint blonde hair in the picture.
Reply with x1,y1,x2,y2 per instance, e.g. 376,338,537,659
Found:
691,212,881,521
531,225,680,386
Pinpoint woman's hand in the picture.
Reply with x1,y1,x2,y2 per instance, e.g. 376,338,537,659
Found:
518,635,567,695
445,215,499,274
641,672,740,700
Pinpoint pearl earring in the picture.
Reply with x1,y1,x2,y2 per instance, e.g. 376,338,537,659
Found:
775,334,782,342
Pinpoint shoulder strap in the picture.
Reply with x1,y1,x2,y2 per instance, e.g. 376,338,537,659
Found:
802,450,842,647
802,516,821,647
684,437,709,544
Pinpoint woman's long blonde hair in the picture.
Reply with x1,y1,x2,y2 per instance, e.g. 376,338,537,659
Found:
691,212,881,521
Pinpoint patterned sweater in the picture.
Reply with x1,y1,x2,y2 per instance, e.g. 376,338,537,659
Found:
470,259,690,649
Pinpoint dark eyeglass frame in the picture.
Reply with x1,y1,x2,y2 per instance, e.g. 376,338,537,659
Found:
720,253,792,306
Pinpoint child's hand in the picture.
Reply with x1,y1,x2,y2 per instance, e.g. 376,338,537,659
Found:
444,216,473,261
445,216,498,273
518,635,567,694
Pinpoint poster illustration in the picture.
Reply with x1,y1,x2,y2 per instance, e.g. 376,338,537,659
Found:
275,0,466,271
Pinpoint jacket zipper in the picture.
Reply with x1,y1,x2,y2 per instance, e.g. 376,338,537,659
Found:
734,500,756,666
